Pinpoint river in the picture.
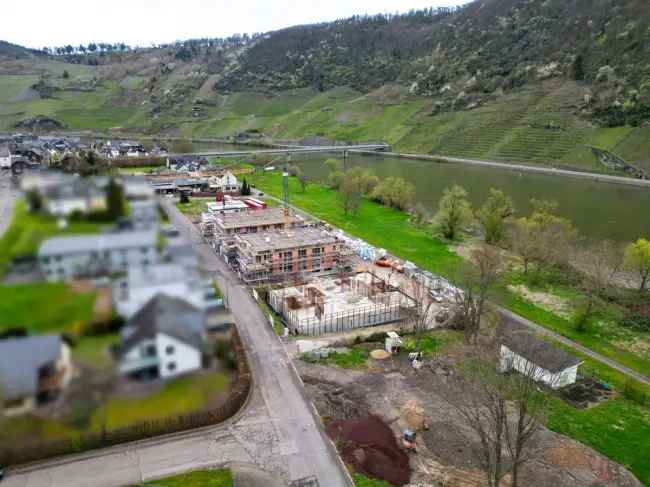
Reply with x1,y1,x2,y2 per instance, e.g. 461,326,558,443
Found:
288,152,650,243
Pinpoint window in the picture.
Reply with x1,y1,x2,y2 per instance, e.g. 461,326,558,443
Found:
144,344,156,357
283,251,293,261
167,362,177,372
298,249,307,258
141,247,149,254
312,247,322,256
166,345,175,355
283,263,293,273
42,257,50,264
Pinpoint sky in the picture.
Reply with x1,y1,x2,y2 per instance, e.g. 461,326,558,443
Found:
3,0,467,49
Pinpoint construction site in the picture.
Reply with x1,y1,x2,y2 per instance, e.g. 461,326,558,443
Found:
269,271,416,336
234,226,356,284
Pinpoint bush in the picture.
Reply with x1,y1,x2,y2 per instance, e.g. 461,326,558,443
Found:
623,379,649,406
214,340,237,370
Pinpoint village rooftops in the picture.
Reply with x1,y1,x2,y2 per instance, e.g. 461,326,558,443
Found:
238,227,337,253
0,335,64,401
215,207,302,230
39,230,157,257
498,324,582,373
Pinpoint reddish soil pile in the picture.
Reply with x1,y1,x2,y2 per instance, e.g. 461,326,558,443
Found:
327,415,411,486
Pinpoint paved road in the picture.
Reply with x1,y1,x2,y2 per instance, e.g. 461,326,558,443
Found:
351,150,650,188
4,199,351,487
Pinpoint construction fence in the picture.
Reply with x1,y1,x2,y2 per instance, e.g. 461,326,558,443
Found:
279,301,408,336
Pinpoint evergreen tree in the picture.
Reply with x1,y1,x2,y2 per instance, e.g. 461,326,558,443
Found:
106,178,125,220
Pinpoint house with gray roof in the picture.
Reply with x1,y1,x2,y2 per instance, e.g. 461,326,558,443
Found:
0,335,72,416
38,230,158,281
498,323,582,389
117,294,207,380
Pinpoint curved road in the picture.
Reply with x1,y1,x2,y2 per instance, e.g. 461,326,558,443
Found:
5,199,351,487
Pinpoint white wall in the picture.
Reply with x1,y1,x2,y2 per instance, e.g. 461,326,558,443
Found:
499,345,577,389
156,333,202,379
46,197,89,216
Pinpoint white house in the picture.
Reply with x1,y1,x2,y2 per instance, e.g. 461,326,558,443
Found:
0,335,73,416
113,263,222,318
208,171,240,193
0,144,11,169
38,230,158,281
117,294,207,380
42,178,107,217
498,326,582,389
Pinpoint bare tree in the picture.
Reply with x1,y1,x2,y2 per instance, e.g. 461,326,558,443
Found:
451,245,501,344
443,330,553,487
402,274,436,353
572,240,623,331
443,351,510,487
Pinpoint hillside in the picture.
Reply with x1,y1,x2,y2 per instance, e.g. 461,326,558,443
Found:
1,0,650,172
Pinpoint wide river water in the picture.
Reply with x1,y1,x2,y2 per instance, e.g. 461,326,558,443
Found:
286,151,650,243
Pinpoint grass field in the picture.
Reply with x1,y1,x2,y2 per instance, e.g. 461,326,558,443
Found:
0,200,104,276
0,371,232,446
175,197,214,219
248,170,650,485
137,469,233,487
0,282,97,333
73,333,119,370
91,372,231,430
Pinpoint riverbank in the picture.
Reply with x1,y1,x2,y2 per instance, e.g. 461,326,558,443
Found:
352,150,650,188
247,171,650,485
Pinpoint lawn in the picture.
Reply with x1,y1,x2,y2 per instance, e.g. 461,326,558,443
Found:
0,200,104,276
499,283,650,378
137,469,232,487
73,333,119,370
1,371,232,448
353,473,392,487
0,282,97,333
91,371,231,430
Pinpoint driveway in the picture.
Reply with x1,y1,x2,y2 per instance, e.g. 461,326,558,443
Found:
4,199,351,487
0,170,19,238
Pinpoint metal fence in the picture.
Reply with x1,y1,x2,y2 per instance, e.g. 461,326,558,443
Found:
286,302,407,336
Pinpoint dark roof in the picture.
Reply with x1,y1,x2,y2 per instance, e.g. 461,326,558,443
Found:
0,335,64,400
118,294,206,357
498,323,581,373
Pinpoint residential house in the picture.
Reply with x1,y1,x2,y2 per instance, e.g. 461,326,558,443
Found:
208,171,240,193
38,230,158,281
113,264,221,318
129,200,159,230
0,335,72,416
42,178,107,216
498,324,582,389
119,141,146,157
117,294,207,380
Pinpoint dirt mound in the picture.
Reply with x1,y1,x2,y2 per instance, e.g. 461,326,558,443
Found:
327,415,411,486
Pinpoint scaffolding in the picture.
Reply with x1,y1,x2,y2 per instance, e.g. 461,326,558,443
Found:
235,228,356,284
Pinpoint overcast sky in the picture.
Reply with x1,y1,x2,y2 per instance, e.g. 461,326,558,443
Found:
3,0,466,49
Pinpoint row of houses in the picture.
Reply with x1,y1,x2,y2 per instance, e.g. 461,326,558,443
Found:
150,170,242,195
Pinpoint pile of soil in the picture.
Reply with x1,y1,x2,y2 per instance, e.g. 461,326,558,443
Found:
327,415,411,486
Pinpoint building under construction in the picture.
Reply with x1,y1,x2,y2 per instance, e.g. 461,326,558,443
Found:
269,272,415,335
234,227,355,284
200,207,303,252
